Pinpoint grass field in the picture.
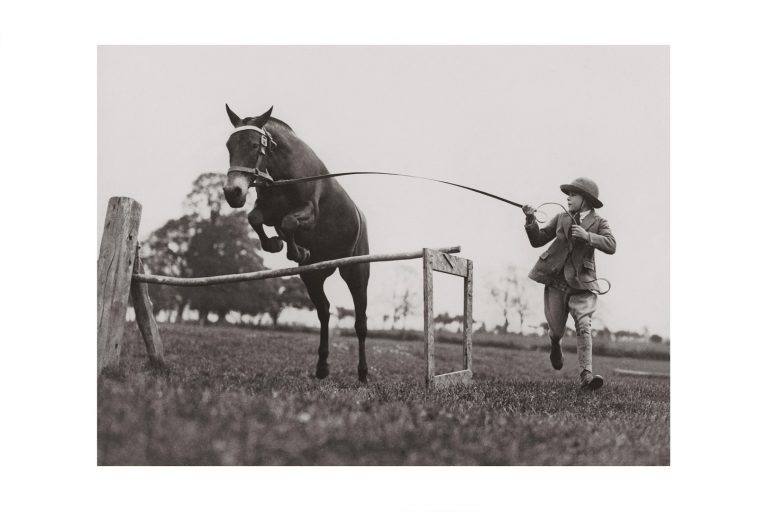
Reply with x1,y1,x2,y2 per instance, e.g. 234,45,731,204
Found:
98,324,669,465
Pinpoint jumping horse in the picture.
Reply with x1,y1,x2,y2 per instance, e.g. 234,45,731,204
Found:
222,105,370,382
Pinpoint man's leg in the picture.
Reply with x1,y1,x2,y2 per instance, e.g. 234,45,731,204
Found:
568,292,602,389
544,286,569,370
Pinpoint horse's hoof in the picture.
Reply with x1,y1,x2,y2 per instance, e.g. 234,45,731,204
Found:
262,237,284,253
315,364,329,379
358,366,368,383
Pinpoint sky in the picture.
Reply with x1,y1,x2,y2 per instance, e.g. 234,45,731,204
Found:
98,46,669,337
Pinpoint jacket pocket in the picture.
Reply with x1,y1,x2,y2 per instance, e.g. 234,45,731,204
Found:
583,259,595,270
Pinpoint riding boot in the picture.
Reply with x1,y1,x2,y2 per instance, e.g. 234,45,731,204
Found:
580,369,604,391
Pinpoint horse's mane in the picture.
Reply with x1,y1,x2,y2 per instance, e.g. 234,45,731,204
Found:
269,118,293,131
243,116,293,132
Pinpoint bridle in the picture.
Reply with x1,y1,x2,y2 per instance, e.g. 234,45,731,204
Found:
226,125,278,187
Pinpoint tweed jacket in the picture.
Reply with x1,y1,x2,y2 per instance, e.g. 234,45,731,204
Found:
525,211,616,292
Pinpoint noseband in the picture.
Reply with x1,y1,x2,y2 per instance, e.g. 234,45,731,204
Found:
226,125,278,187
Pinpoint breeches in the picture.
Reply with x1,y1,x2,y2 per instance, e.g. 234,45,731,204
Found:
544,286,598,373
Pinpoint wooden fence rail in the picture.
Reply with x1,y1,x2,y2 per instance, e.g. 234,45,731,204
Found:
132,246,461,286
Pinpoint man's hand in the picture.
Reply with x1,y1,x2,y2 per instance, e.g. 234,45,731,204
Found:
522,204,536,224
570,225,589,241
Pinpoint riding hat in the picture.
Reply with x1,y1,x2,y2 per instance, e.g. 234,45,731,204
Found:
560,177,603,208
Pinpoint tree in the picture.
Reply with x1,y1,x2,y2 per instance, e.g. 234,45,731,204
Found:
434,312,453,332
183,172,246,222
266,276,314,327
141,215,197,322
335,306,356,327
615,330,642,341
595,326,613,341
393,287,417,334
452,314,465,332
389,265,419,334
649,334,663,343
490,265,531,334
141,175,235,322
185,211,274,325
140,172,286,325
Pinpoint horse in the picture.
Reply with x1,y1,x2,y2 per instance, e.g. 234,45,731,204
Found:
222,105,370,383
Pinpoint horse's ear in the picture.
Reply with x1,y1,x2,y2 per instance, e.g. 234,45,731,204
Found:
225,103,242,127
253,106,273,128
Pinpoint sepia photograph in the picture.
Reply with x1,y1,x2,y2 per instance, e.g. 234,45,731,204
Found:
5,0,768,510
97,45,669,465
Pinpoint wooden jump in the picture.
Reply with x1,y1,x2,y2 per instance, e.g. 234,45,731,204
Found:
133,246,461,286
422,248,473,390
98,196,473,390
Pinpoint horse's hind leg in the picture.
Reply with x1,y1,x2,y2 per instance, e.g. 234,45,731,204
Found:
300,269,335,379
340,262,370,383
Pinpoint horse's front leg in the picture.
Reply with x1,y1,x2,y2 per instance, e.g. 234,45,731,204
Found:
248,206,284,253
280,201,317,264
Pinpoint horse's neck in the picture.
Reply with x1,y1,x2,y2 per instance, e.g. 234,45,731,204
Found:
267,123,326,177
266,122,295,152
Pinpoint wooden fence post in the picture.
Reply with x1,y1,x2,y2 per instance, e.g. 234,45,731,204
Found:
463,260,473,373
130,252,165,367
97,197,142,374
423,248,435,388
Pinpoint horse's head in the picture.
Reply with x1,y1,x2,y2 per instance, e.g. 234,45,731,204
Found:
223,104,275,208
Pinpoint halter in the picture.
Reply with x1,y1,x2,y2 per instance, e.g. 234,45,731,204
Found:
226,125,278,187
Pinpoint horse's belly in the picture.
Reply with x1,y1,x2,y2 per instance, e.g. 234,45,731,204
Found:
296,210,361,257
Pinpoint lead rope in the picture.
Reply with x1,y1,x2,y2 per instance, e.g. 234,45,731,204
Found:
260,171,611,294
263,170,526,208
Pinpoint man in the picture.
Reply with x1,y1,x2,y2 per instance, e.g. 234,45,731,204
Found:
522,177,616,390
